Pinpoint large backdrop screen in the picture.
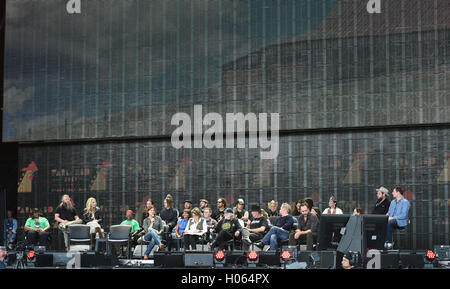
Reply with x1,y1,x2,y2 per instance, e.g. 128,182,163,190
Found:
3,0,450,142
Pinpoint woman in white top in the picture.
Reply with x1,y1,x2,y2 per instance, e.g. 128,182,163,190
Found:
322,195,343,215
183,207,207,250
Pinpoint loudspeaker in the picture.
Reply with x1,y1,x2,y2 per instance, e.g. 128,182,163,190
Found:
258,251,281,266
76,252,115,268
399,252,424,269
297,251,313,263
379,252,399,269
317,251,337,269
154,251,184,267
184,252,214,267
225,251,246,266
35,253,53,267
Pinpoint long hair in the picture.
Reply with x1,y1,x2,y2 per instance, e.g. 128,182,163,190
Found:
85,197,97,215
61,194,74,211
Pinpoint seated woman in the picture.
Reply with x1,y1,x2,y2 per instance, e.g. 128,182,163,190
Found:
175,209,191,238
82,198,104,249
183,208,207,251
143,207,165,259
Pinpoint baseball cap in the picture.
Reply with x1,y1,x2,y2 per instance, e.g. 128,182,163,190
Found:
237,198,245,205
224,208,233,214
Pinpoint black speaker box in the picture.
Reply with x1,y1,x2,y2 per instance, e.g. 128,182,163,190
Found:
225,251,246,266
35,253,54,267
154,251,184,267
258,251,280,266
77,252,115,268
399,252,424,269
317,251,337,269
184,252,214,267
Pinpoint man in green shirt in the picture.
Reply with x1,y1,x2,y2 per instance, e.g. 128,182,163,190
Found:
120,210,141,233
24,208,50,247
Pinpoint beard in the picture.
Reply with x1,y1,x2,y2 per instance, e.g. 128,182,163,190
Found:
376,197,383,203
63,201,73,211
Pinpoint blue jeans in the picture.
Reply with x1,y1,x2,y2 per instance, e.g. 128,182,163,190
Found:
262,227,290,251
144,229,161,256
386,219,404,243
3,231,16,246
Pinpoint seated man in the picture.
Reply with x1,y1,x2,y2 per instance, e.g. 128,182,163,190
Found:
242,205,268,251
289,202,318,250
24,208,50,247
255,203,293,251
203,207,217,243
385,186,410,249
3,210,17,249
210,208,242,250
116,210,141,257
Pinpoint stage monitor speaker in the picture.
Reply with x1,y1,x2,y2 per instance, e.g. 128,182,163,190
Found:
399,252,424,269
75,252,115,268
225,251,246,266
154,251,184,267
35,253,53,267
379,252,399,269
258,251,281,267
317,251,337,269
184,252,214,268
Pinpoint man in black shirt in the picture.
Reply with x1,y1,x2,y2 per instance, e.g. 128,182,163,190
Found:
210,208,242,250
372,186,390,215
242,205,268,251
212,198,227,222
289,202,319,250
255,203,293,251
54,194,82,250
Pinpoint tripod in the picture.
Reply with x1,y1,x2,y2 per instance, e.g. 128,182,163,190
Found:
15,251,27,269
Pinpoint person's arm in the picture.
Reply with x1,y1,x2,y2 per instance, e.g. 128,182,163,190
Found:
386,201,394,217
175,222,181,236
242,211,249,221
12,219,18,235
54,212,66,223
24,219,36,231
42,219,51,232
281,216,294,231
170,211,178,227
157,217,164,235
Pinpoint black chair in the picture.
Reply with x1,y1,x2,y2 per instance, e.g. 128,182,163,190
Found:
107,225,132,259
68,224,91,251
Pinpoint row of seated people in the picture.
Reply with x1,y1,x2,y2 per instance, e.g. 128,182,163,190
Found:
12,186,407,255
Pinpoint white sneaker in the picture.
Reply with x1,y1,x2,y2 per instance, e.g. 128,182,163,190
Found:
384,242,393,250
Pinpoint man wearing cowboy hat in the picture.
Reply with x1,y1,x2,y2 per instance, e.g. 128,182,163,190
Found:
372,186,390,215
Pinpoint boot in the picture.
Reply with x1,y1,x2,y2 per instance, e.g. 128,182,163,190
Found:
91,233,96,250
95,227,104,238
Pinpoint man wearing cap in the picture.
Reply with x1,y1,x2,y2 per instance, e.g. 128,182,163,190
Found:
372,186,390,215
184,200,193,210
233,198,249,222
120,210,141,234
322,195,343,215
24,208,50,247
210,208,242,250
199,199,209,212
241,205,268,251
